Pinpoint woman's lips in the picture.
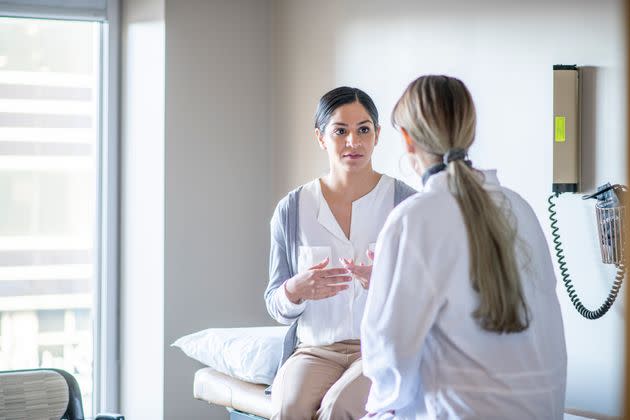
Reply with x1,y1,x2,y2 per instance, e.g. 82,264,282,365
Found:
343,154,363,159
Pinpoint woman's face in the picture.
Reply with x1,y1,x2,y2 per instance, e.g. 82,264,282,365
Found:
316,101,380,173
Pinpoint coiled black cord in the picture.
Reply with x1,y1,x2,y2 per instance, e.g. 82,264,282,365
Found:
547,193,625,319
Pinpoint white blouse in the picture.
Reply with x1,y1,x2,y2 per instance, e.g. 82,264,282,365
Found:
361,170,567,419
273,174,395,347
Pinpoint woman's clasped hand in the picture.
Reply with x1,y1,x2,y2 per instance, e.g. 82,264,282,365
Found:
284,258,353,303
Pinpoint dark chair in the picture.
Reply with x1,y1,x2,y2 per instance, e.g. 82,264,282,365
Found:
0,368,124,420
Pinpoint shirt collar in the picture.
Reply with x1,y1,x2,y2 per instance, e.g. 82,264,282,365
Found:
316,182,348,242
315,175,388,242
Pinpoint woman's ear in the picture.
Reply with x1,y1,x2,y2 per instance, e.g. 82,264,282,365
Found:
401,128,416,154
374,125,381,146
315,128,326,150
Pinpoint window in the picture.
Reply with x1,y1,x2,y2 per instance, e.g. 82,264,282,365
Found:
37,310,67,333
0,1,119,415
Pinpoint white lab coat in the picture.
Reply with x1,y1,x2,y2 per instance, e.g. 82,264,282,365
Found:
361,170,567,420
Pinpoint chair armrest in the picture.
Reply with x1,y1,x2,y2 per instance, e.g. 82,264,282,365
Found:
95,413,124,420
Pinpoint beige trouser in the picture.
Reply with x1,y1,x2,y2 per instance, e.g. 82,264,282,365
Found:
270,339,370,420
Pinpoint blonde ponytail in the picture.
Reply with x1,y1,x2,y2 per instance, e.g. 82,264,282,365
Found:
393,76,529,333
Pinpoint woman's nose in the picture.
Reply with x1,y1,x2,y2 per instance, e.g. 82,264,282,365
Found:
346,133,359,148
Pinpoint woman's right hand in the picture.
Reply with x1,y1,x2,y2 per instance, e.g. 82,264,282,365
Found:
284,258,352,304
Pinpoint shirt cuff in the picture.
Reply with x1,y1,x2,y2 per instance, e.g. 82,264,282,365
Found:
275,281,307,318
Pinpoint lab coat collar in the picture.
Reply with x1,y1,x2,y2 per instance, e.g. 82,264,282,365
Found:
422,169,501,193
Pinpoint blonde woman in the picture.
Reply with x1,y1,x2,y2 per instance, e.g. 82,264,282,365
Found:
361,75,567,419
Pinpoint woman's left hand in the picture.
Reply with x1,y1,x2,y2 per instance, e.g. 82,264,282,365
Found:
341,249,375,289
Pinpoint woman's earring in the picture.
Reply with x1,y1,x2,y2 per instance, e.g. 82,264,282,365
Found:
398,154,418,177
408,154,421,174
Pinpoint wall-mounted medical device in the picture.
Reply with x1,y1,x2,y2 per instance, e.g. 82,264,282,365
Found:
548,65,627,319
552,65,580,193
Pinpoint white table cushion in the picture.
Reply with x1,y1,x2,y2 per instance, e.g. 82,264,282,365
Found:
194,367,272,419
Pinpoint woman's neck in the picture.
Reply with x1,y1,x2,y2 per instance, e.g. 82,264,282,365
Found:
414,149,442,176
321,165,382,203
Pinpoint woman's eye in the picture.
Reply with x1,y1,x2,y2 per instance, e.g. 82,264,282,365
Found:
334,128,346,135
359,126,370,134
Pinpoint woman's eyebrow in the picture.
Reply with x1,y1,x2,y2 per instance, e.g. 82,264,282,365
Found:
331,120,373,126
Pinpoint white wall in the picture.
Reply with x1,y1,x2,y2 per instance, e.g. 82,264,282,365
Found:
163,0,274,418
272,0,627,416
120,0,165,418
121,1,274,418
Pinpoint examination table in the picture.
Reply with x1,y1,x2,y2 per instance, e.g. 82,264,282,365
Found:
194,367,272,419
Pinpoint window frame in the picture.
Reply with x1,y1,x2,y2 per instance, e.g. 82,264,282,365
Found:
0,0,121,414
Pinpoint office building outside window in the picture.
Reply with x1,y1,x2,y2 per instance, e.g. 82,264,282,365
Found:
0,16,100,415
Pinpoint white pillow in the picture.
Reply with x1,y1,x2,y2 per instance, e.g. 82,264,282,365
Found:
172,326,288,385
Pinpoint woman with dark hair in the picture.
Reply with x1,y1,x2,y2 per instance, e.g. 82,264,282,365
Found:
361,75,567,419
264,87,416,419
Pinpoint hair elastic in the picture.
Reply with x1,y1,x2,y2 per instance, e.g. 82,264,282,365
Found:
443,148,468,165
421,149,472,185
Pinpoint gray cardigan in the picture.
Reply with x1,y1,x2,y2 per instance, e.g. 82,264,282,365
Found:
264,179,417,375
